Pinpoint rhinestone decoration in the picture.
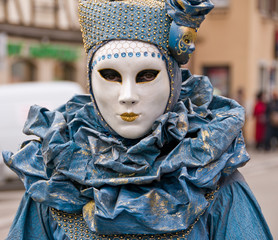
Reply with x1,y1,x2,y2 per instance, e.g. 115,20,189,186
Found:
92,40,163,67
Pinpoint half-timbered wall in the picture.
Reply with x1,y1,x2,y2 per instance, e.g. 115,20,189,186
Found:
0,0,79,30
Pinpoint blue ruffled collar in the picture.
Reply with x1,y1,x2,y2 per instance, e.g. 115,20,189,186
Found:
3,70,249,235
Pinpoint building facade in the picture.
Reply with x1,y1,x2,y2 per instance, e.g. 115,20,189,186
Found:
0,0,87,87
1,0,278,143
189,0,278,143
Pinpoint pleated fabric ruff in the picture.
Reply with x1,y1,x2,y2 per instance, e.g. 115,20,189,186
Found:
3,70,251,235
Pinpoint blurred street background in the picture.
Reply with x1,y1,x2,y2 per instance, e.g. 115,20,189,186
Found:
1,0,278,149
0,0,278,239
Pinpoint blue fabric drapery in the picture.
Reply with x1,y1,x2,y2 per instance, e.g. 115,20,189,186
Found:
3,70,272,239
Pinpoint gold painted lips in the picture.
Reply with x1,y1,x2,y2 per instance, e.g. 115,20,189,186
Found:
120,112,139,122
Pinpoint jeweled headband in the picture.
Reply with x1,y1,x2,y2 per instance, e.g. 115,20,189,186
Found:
91,40,165,68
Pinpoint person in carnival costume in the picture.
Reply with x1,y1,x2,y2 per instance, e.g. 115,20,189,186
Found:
3,0,273,239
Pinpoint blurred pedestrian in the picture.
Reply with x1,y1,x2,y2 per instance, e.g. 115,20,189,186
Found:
235,88,247,138
265,90,278,150
235,88,245,107
253,91,266,149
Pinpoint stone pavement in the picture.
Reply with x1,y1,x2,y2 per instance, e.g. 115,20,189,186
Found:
0,190,24,238
0,148,277,239
240,148,278,239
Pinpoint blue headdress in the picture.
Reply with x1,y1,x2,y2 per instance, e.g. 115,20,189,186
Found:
79,0,214,63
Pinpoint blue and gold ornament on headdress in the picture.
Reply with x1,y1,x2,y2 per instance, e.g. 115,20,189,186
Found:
78,0,214,65
167,0,214,64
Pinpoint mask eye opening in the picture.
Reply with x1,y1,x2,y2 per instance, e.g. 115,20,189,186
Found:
136,69,160,83
98,69,122,83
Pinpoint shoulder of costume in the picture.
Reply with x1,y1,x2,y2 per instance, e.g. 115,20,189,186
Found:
56,94,92,114
22,94,93,139
180,68,244,108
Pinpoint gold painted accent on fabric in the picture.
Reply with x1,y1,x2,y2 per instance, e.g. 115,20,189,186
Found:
77,149,91,156
177,114,188,131
148,191,169,218
83,201,96,230
108,178,130,184
51,193,74,203
176,0,186,9
53,122,66,128
119,172,136,178
201,130,210,151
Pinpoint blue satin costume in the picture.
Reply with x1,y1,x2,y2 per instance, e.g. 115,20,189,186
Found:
3,70,273,239
2,0,274,239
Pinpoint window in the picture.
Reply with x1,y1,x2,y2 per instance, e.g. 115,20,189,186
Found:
275,30,278,58
211,0,230,8
54,62,76,81
258,62,278,96
0,33,7,70
273,0,278,15
33,0,57,27
270,66,276,88
258,0,272,16
259,64,268,91
11,59,36,83
203,66,230,97
258,0,278,16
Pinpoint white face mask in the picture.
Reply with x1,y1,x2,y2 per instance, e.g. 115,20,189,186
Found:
91,40,170,139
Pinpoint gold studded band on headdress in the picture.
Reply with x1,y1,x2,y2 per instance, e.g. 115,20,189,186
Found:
78,0,171,53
